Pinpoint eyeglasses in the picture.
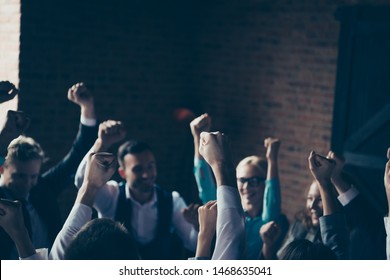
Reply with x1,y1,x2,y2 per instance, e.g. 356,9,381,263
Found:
237,176,265,187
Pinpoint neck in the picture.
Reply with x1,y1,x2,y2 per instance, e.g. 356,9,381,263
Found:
243,201,262,218
129,188,154,205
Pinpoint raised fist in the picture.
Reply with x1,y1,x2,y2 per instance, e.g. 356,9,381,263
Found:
67,82,94,107
199,131,230,167
0,81,18,104
308,151,335,183
264,137,281,161
190,113,212,138
84,152,117,188
98,120,126,150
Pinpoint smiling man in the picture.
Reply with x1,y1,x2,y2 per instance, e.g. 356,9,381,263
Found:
74,121,198,259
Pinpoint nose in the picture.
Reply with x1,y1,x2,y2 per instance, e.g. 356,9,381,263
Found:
240,181,250,191
141,170,149,179
309,198,320,210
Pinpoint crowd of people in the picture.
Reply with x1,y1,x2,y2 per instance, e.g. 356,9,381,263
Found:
0,80,389,260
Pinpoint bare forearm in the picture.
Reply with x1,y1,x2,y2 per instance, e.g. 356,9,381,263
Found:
76,182,100,207
317,179,339,216
92,138,110,153
211,162,236,188
80,104,96,120
331,175,351,195
195,232,214,258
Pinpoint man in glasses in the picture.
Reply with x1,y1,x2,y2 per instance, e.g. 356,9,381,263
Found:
190,113,286,259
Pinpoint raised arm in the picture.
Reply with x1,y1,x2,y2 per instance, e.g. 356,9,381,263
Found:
190,113,216,203
308,151,348,259
195,200,217,259
40,83,98,192
50,152,117,259
262,137,282,222
74,120,126,188
199,131,244,260
327,151,353,195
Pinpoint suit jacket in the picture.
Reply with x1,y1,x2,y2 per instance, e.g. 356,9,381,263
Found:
0,123,97,259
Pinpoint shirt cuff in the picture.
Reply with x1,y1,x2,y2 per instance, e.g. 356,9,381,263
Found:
337,185,360,206
80,116,97,127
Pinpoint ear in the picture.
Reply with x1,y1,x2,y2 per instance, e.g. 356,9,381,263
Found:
118,166,126,179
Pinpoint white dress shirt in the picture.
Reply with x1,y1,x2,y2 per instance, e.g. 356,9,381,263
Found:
74,150,198,252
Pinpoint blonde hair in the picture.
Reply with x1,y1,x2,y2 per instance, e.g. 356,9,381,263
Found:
5,135,45,166
236,155,267,175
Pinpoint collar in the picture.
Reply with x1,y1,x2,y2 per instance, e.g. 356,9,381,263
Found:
125,183,157,206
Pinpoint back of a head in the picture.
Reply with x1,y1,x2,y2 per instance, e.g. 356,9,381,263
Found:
117,140,152,167
281,239,337,260
5,135,45,166
65,218,140,260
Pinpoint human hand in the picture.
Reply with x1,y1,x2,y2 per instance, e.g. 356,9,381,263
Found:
97,120,126,151
199,132,230,167
308,151,335,184
190,113,212,138
260,220,281,247
198,200,217,235
264,138,281,161
0,81,18,104
327,151,345,180
84,152,117,189
182,203,200,231
67,82,93,107
0,199,25,236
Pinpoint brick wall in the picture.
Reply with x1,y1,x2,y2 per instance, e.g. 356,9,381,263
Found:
15,0,390,221
0,0,19,123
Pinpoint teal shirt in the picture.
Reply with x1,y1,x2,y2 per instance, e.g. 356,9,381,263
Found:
193,157,217,202
193,158,281,259
244,178,281,259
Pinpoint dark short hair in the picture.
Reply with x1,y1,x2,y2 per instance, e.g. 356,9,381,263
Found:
65,218,140,260
117,140,152,167
281,239,337,260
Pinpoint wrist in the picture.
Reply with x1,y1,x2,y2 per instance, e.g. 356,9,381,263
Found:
81,104,96,120
93,139,110,152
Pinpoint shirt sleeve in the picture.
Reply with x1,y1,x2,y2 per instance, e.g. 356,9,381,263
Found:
74,148,92,189
80,116,97,127
193,157,217,203
385,217,390,260
261,178,281,223
49,203,93,260
171,191,198,252
212,185,245,260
